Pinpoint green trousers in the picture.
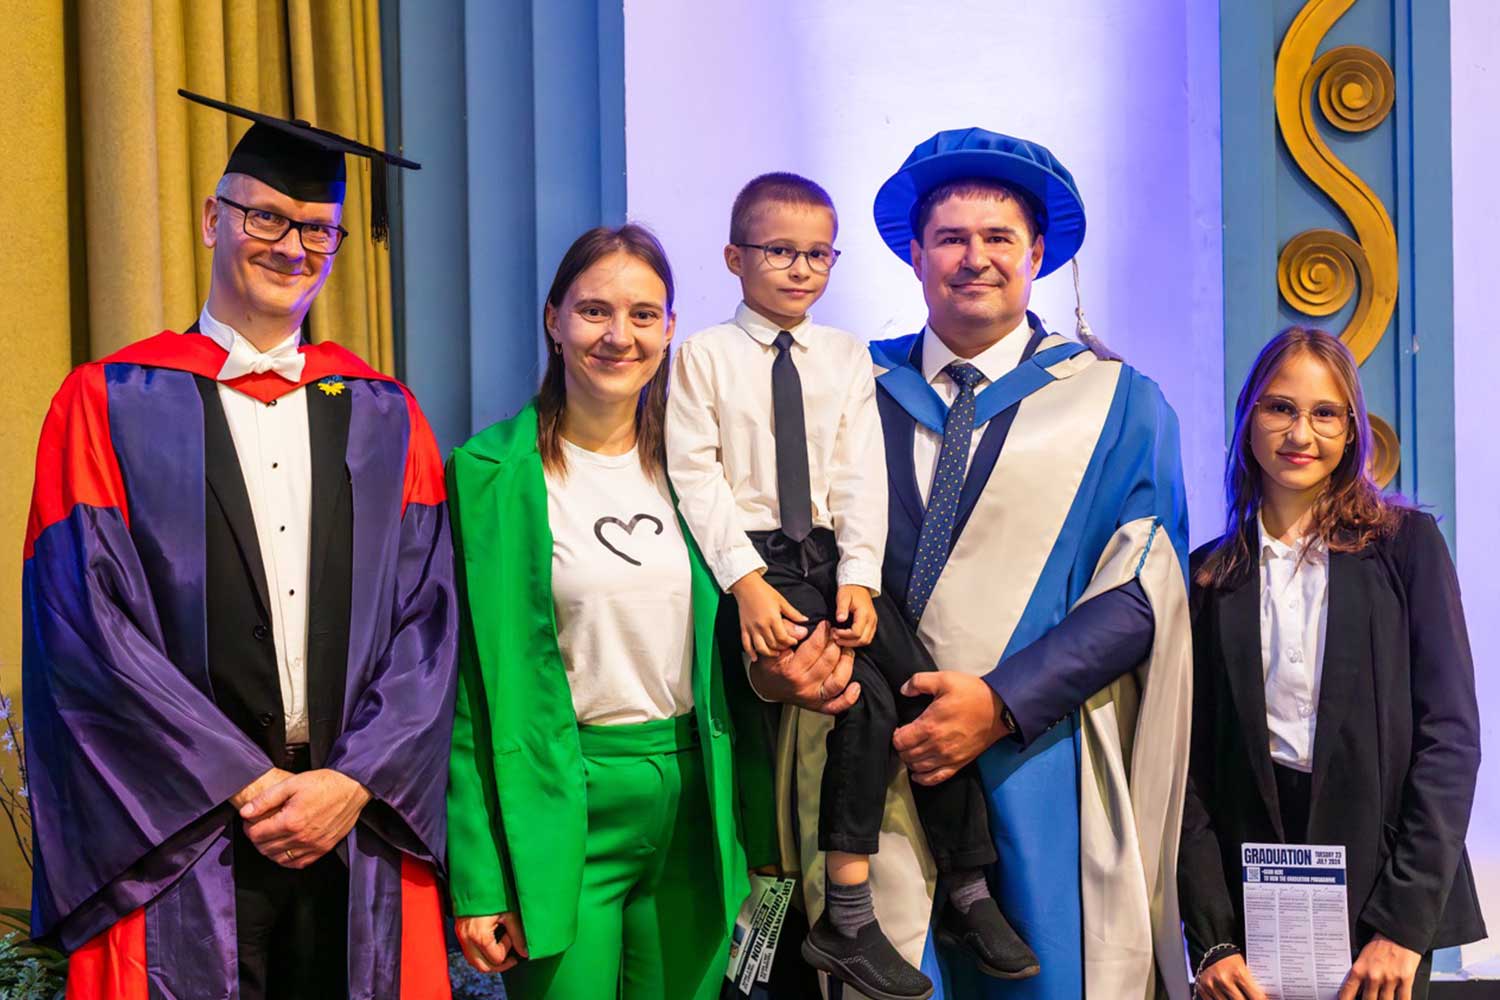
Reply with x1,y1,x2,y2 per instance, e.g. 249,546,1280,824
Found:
502,715,729,1000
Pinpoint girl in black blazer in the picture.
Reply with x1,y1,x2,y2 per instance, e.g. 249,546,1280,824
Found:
1180,328,1485,1000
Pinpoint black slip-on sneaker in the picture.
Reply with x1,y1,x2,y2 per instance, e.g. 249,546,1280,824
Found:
936,896,1040,980
801,912,934,1000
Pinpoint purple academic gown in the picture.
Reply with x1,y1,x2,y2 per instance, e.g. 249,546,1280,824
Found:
21,331,457,1000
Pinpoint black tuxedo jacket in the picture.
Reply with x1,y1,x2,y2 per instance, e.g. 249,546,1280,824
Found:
194,371,353,770
1179,510,1485,962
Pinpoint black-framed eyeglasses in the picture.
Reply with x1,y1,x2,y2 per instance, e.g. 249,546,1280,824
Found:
217,196,349,254
1254,396,1352,438
735,242,841,273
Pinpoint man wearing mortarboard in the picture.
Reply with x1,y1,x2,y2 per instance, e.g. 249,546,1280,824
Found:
21,90,457,1000
760,129,1194,999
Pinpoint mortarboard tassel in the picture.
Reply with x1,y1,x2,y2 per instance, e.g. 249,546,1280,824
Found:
370,156,389,247
1072,258,1120,362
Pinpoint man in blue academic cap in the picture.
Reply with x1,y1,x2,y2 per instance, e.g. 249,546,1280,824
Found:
758,128,1194,999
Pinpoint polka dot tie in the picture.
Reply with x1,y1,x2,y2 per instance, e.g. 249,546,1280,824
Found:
905,362,984,625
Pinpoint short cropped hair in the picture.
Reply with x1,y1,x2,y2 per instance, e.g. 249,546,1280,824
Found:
913,179,1041,245
729,172,838,244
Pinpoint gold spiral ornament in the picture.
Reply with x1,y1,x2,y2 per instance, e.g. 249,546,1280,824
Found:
1275,1,1398,366
1366,413,1400,488
1277,229,1365,317
1277,3,1404,492
1314,45,1395,133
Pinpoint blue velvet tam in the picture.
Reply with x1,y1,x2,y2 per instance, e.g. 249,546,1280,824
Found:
873,127,1086,277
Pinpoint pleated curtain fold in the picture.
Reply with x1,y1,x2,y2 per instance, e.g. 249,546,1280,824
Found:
75,0,394,367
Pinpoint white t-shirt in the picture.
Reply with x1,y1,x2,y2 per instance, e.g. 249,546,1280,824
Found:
545,439,696,725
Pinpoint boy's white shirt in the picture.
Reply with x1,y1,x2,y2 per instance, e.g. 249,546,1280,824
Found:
666,301,887,593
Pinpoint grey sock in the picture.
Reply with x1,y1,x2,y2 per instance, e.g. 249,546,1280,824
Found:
825,875,877,937
948,867,993,914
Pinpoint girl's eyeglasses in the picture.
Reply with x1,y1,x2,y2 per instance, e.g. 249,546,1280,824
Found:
1254,396,1351,438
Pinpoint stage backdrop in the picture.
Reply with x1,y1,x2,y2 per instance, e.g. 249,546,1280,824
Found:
1452,0,1500,971
621,0,1227,547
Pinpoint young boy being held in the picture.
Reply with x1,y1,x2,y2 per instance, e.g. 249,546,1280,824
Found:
666,173,1038,1000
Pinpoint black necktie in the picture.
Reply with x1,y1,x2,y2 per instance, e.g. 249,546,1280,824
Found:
772,331,813,542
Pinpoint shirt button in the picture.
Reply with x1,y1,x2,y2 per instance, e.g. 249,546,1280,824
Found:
288,589,296,597
271,462,279,469
1299,700,1312,718
267,399,277,407
1287,648,1303,663
253,624,269,640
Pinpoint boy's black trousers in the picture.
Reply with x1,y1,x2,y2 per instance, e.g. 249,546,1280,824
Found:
748,528,996,871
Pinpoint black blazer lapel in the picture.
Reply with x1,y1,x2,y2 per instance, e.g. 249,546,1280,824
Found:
1218,567,1285,841
1307,550,1369,814
305,383,353,764
195,376,271,617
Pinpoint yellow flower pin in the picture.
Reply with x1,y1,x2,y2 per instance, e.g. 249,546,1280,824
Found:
317,375,346,397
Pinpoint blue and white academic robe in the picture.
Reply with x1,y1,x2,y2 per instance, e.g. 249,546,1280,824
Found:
783,321,1193,1000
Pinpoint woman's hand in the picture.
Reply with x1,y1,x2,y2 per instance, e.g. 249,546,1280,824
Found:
1337,933,1421,1000
730,572,808,657
832,585,877,648
456,912,529,973
1194,953,1268,1000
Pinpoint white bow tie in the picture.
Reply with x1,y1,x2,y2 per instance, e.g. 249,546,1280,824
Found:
216,334,306,383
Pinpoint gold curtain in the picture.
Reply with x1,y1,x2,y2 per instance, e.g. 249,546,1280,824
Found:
0,0,393,908
78,0,394,366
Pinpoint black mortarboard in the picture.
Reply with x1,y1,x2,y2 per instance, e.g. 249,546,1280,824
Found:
179,88,420,245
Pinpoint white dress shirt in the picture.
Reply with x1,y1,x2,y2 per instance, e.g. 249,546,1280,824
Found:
546,441,696,725
199,308,313,744
1258,514,1330,772
912,318,1030,506
667,302,888,593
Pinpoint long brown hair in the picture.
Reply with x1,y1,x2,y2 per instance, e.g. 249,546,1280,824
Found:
537,224,675,478
1195,327,1405,589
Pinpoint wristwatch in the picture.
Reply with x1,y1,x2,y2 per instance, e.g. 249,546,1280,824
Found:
999,701,1019,739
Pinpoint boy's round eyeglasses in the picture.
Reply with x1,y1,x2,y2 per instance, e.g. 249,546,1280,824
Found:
1254,396,1352,438
735,242,841,273
217,196,348,254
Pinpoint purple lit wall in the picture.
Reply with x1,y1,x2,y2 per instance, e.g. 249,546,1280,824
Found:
623,1,1226,546
1451,0,1500,967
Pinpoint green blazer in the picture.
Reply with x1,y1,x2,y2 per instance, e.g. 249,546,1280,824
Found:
445,402,777,959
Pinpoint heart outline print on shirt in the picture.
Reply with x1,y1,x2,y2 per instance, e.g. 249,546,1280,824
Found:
593,514,665,566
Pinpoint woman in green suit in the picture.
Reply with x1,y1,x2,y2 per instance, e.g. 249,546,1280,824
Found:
446,224,777,999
